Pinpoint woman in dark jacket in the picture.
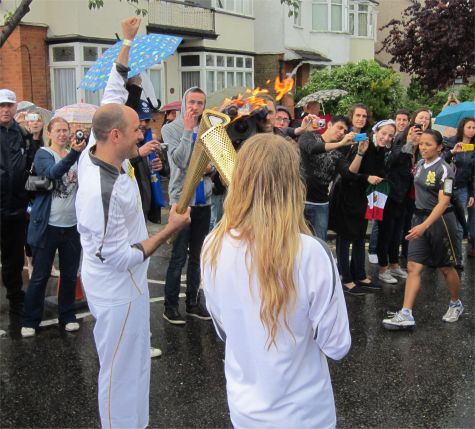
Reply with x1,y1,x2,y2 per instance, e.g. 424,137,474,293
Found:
375,121,412,284
329,110,389,295
21,117,86,337
442,117,475,261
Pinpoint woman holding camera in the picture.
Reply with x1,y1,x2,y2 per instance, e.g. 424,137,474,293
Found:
21,117,86,337
330,104,384,295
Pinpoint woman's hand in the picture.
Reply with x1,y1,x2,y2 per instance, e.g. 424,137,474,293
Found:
70,140,87,152
367,175,383,185
407,126,422,144
451,142,463,154
406,223,427,240
358,138,370,154
468,197,474,208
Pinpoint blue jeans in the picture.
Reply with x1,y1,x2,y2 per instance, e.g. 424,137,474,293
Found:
304,203,329,241
210,193,225,230
164,205,211,309
23,225,81,328
454,187,475,259
368,221,379,254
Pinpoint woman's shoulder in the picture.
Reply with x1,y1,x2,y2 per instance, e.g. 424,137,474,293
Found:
299,234,331,258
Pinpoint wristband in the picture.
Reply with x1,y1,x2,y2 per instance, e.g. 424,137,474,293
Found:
357,152,365,156
123,39,133,47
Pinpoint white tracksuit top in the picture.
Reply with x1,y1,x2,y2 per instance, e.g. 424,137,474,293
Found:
202,233,351,429
76,64,149,306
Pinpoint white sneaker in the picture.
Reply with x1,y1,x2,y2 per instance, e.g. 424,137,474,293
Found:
150,347,162,358
21,327,36,338
368,253,379,264
383,309,416,330
378,270,398,284
390,267,408,279
442,301,464,323
64,322,80,332
50,266,60,278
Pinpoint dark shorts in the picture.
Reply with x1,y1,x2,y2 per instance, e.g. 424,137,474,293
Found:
408,212,458,267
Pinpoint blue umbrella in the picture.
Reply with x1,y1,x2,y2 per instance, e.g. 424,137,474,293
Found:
435,101,475,128
79,34,182,91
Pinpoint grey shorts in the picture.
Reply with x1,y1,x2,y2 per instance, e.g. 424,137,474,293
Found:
408,212,458,267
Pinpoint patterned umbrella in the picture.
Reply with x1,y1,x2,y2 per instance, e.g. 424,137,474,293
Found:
80,34,182,91
53,103,98,124
296,89,348,108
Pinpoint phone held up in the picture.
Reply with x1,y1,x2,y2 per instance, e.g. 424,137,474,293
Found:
353,133,367,142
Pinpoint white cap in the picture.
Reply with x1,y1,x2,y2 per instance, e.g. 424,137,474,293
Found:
0,89,17,104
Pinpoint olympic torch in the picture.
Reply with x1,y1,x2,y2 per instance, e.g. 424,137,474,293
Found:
175,109,236,213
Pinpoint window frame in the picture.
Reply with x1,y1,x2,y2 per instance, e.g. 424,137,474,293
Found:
293,0,303,28
311,0,347,33
212,0,254,17
49,42,113,110
49,42,165,110
348,1,374,39
179,52,254,96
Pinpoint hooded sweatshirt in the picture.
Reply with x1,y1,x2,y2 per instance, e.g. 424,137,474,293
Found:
161,87,212,205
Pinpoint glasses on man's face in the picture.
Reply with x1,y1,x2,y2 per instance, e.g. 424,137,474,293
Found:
275,117,290,124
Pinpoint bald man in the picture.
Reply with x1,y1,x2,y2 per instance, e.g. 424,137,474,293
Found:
75,17,190,428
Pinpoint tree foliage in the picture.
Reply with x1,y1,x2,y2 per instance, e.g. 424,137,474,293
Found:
298,60,405,121
378,0,475,92
404,79,475,116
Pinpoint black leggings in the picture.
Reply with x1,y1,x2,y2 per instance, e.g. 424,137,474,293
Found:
377,202,405,267
336,236,367,284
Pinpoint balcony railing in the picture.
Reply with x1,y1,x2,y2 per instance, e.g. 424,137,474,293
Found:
149,0,216,35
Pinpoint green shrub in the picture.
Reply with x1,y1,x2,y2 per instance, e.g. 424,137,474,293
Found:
296,61,475,121
297,60,405,121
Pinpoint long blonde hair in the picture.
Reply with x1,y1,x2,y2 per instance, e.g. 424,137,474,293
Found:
202,133,311,349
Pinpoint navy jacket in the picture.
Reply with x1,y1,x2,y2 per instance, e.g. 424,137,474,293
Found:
27,148,80,248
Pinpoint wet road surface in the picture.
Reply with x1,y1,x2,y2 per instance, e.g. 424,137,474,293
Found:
1,223,473,428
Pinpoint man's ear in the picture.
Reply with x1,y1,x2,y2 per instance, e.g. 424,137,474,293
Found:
110,128,120,144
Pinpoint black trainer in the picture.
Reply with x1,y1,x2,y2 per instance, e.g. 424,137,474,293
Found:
343,284,368,296
186,302,212,320
163,307,186,325
356,280,382,291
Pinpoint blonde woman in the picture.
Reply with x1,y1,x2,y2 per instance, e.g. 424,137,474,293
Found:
22,117,86,337
201,134,351,428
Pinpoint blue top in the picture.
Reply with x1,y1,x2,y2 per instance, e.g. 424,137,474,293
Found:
27,148,80,248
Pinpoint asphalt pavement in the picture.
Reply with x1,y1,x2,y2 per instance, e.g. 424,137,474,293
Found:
0,222,473,428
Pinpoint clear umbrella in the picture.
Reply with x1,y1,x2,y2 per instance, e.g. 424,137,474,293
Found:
53,103,98,124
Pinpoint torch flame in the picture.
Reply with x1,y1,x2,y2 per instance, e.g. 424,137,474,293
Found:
222,87,270,122
274,76,294,101
219,76,294,122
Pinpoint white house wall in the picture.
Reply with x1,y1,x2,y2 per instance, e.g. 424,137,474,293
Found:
253,0,285,53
